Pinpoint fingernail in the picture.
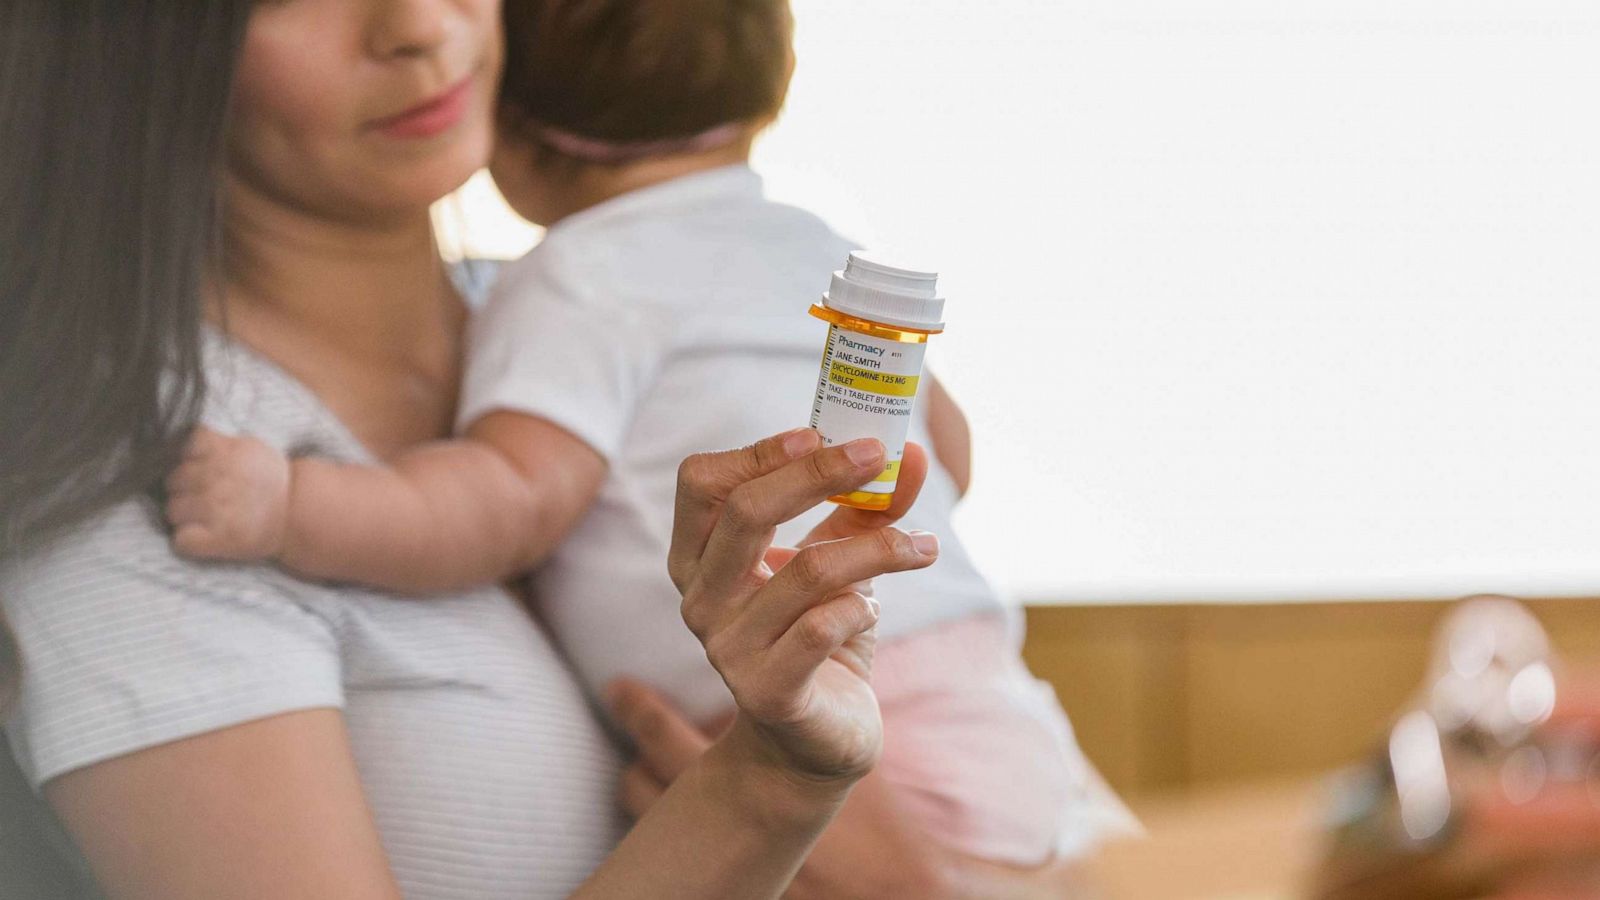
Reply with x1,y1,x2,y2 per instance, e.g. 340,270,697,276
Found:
866,597,881,619
909,530,940,557
844,438,883,466
783,428,820,459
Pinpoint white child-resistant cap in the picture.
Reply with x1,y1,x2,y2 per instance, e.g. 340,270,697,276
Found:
821,251,945,331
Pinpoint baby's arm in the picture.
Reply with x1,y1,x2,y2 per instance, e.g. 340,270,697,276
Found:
165,413,605,593
924,375,972,497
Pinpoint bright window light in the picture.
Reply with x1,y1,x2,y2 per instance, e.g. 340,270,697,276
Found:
448,1,1600,603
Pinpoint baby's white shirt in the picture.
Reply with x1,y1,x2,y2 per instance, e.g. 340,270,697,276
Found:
460,165,1010,722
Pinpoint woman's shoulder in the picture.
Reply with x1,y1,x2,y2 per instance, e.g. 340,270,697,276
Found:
0,495,624,886
0,336,366,787
0,496,344,787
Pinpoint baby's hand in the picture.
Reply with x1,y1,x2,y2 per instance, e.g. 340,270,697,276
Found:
164,427,292,562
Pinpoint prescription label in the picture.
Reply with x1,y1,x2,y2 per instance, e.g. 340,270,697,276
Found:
809,325,927,498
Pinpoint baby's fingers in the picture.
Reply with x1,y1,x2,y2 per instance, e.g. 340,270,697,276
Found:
166,491,238,560
164,460,209,497
171,523,225,560
164,492,210,527
183,426,230,459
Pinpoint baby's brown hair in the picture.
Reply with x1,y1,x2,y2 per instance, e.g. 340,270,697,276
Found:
499,0,795,159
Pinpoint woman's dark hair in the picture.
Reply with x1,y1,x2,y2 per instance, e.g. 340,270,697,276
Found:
1,0,250,893
499,0,794,150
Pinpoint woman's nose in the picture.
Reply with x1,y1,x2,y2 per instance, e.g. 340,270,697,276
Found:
366,0,454,61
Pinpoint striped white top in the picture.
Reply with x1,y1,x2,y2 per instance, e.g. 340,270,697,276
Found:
1,306,626,897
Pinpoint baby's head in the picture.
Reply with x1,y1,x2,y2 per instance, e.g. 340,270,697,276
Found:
493,0,795,225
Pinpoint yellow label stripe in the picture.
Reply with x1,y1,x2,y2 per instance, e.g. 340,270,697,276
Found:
827,363,920,398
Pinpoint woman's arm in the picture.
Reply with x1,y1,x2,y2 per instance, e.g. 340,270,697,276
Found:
166,413,605,593
577,428,942,899
603,442,1100,899
614,705,1100,900
42,698,856,900
574,714,851,899
45,710,403,900
45,704,989,900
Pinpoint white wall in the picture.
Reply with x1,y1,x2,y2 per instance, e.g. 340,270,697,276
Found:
757,0,1600,603
451,1,1600,603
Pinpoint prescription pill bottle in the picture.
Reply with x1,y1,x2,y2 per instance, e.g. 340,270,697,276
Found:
808,251,945,511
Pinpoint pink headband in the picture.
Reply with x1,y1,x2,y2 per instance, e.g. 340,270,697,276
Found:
534,122,745,165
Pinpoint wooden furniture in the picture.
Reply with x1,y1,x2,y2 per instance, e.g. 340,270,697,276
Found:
1087,778,1325,900
1021,599,1600,796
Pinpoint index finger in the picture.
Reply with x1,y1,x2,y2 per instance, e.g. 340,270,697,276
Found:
693,438,890,600
799,442,931,547
668,429,821,590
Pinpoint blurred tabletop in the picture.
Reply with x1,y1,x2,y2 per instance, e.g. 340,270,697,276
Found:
1087,777,1328,900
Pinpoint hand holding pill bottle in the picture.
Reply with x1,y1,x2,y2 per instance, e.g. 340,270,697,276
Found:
808,251,946,510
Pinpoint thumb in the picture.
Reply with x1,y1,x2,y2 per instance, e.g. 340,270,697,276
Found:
799,441,930,547
606,678,712,784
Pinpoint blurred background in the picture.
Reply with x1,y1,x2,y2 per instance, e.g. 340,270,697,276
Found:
440,1,1600,895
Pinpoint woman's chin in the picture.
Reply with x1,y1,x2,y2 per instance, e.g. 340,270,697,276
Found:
363,124,494,210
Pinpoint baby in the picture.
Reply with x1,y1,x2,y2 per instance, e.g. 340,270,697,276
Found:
169,0,1134,865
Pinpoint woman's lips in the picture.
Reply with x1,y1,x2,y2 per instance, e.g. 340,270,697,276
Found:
370,73,476,139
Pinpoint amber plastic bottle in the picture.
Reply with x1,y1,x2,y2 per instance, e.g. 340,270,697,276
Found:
808,252,946,510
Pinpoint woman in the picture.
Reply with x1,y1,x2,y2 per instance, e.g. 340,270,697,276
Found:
0,1,1080,897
